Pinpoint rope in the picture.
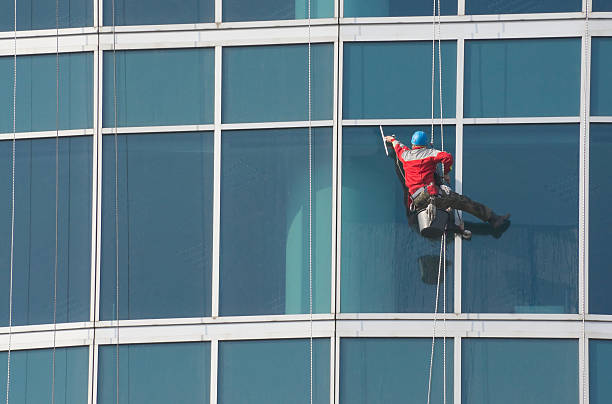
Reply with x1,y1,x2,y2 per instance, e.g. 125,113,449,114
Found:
426,234,445,404
5,0,17,401
580,3,590,404
52,0,60,402
307,0,313,402
112,0,120,402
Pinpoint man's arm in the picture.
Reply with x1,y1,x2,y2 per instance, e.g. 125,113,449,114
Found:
435,150,454,178
385,136,410,161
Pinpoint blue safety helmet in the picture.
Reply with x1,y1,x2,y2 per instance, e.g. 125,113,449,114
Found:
411,130,428,146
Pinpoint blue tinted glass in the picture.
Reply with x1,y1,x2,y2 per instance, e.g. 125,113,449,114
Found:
223,0,333,21
462,124,578,313
344,0,456,17
591,339,612,404
103,0,213,26
222,44,333,123
0,53,93,133
103,49,214,127
593,0,612,11
340,338,452,403
589,124,612,314
464,39,581,118
0,0,92,31
463,339,578,404
343,42,456,119
466,0,580,14
218,339,329,404
0,347,88,403
220,128,332,316
101,133,213,320
0,137,91,326
341,126,455,313
591,38,612,116
98,342,210,404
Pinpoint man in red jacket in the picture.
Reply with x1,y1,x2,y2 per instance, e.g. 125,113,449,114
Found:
385,131,509,229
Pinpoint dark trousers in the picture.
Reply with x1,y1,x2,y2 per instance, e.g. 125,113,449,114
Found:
413,190,493,222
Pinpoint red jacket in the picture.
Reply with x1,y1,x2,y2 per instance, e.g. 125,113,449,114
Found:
391,139,453,196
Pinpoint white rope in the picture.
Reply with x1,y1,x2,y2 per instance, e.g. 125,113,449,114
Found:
112,0,120,402
307,0,313,402
580,3,590,404
6,0,17,401
426,235,445,404
52,0,60,402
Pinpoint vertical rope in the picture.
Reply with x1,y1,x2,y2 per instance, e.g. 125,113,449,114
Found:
426,235,445,404
430,0,436,144
52,0,60,402
307,0,314,402
436,0,444,152
112,0,120,402
6,0,17,401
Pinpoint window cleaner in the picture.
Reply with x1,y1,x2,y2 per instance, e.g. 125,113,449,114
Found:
382,128,511,239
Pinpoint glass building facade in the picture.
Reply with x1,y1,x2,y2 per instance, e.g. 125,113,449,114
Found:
0,0,611,402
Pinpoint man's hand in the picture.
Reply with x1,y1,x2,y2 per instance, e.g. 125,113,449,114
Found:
384,135,395,143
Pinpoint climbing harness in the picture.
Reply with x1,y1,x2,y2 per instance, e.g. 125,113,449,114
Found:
5,0,17,401
426,0,447,403
307,1,314,402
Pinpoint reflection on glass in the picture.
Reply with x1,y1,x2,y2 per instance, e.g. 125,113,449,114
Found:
218,339,329,404
0,137,92,326
340,338,452,403
102,49,214,127
103,0,213,26
0,0,92,31
590,339,612,404
101,133,213,320
591,38,612,116
0,347,88,403
220,128,332,316
589,124,612,314
343,42,456,119
98,343,210,404
462,339,578,404
223,0,333,21
341,126,455,313
462,124,578,313
0,53,93,134
466,0,580,14
464,39,580,118
344,0,456,17
222,44,333,123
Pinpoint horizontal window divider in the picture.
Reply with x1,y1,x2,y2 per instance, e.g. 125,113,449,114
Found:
101,125,214,134
0,128,94,140
0,26,98,40
95,314,334,328
337,313,584,321
462,116,581,124
0,40,98,56
590,116,612,123
340,12,585,25
221,120,333,130
0,328,94,352
0,321,94,335
343,118,456,126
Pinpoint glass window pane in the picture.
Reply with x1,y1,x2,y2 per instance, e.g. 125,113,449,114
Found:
0,0,92,31
464,39,581,118
0,53,93,133
340,338,452,403
220,128,332,316
222,44,333,123
0,347,88,403
462,124,578,313
462,339,578,404
98,342,210,404
591,38,612,116
593,0,612,11
589,124,612,314
218,339,329,404
101,132,213,320
344,0,456,17
103,49,214,127
466,0,580,14
590,339,612,404
343,42,456,119
223,0,333,21
341,126,454,313
103,0,213,26
0,137,92,326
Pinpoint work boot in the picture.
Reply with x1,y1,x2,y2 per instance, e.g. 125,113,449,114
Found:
488,213,510,229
